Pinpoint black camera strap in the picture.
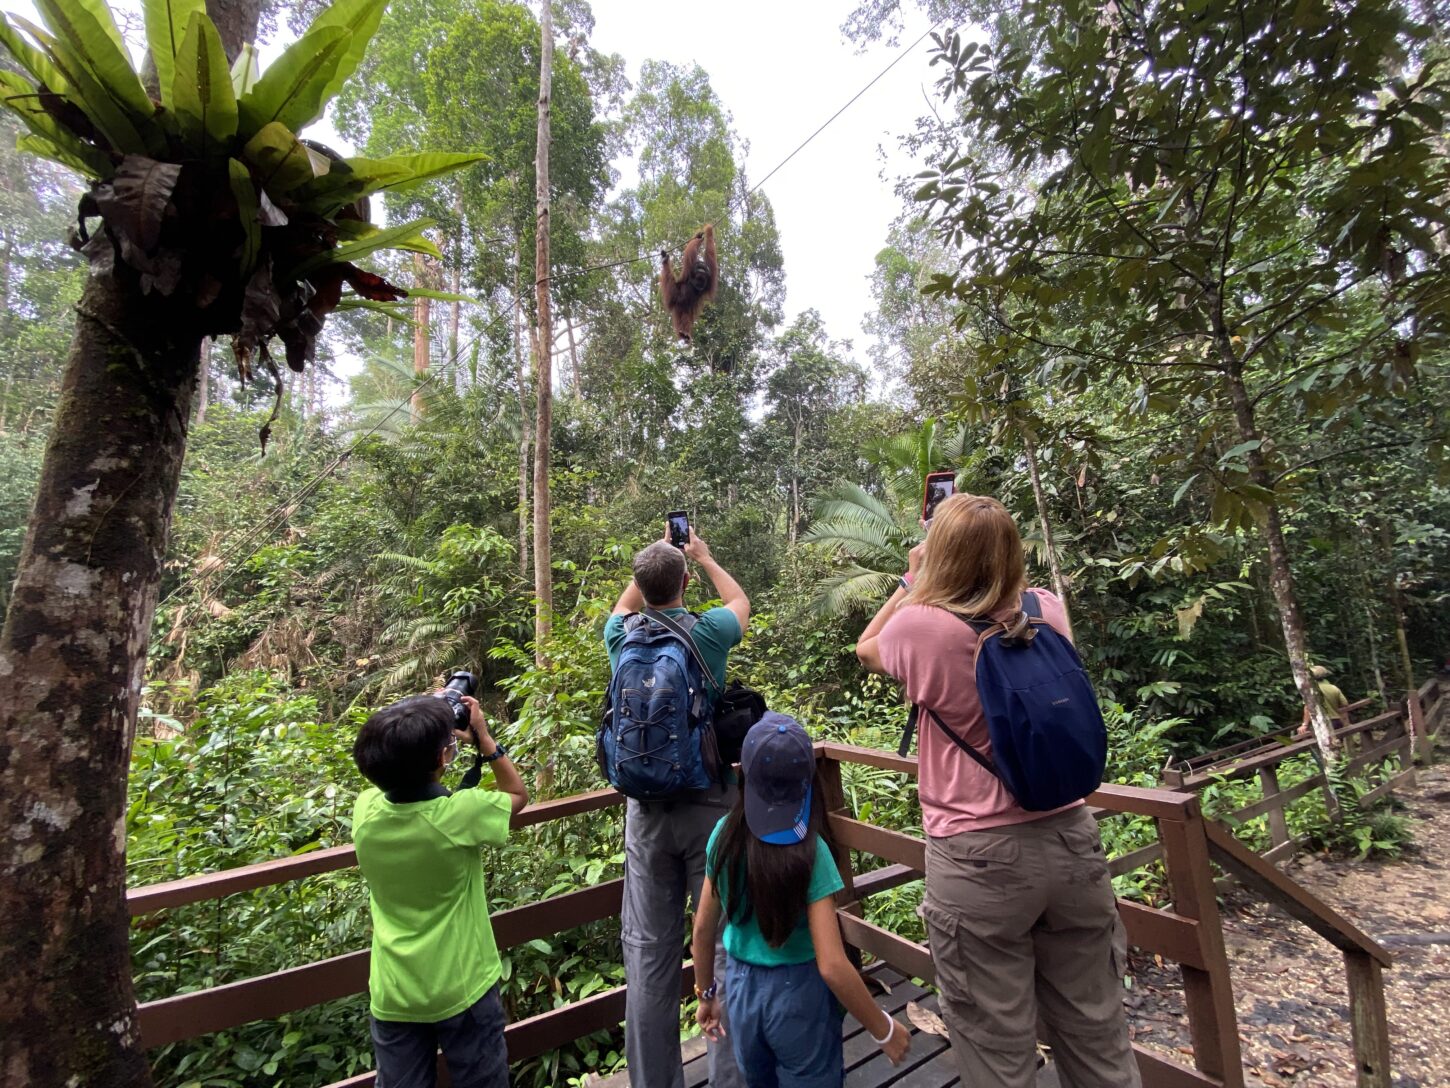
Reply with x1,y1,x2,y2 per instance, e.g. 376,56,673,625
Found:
385,782,450,804
458,752,484,790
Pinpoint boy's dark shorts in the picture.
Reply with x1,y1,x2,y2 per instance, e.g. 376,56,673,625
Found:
370,983,509,1088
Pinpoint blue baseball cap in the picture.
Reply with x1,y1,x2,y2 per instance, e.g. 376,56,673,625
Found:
740,712,815,845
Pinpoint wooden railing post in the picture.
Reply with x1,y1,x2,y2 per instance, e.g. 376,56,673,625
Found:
1157,798,1246,1088
816,753,866,974
1258,765,1289,856
1345,951,1393,1088
1406,691,1430,766
816,753,859,906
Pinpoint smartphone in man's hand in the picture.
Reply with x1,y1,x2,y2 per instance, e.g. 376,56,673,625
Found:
922,472,956,525
667,510,691,549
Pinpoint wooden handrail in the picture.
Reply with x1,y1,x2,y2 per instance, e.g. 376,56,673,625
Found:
139,878,628,1048
816,742,1200,819
129,739,1408,1087
1202,820,1391,966
128,787,623,916
1173,697,1373,773
1176,709,1404,790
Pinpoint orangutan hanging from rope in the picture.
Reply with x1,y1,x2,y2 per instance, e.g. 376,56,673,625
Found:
659,224,717,344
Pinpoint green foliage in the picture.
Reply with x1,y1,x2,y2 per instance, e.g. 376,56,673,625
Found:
130,674,375,1087
1298,760,1416,860
0,2,1423,1082
0,432,46,611
0,0,483,379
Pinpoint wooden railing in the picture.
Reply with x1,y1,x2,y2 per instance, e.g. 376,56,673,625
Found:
127,732,1419,1088
1159,677,1446,868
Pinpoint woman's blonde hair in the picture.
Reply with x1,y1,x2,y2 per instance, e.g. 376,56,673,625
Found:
907,492,1026,617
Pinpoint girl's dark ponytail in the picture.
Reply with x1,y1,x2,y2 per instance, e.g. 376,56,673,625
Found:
708,767,839,948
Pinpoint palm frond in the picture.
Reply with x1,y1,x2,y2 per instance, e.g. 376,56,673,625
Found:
375,551,439,573
814,567,901,617
805,525,906,569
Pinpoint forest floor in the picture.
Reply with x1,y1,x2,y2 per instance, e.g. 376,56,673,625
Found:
1126,754,1450,1088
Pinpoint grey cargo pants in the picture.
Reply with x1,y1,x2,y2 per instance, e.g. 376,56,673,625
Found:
922,806,1141,1088
622,788,745,1088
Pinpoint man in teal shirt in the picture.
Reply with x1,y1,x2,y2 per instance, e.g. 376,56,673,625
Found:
605,531,749,1088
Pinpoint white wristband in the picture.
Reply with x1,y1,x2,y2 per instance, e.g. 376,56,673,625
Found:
869,1015,896,1046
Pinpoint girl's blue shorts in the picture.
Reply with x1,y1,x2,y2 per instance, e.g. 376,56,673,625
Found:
724,957,845,1088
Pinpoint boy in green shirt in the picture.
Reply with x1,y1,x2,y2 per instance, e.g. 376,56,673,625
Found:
352,693,529,1088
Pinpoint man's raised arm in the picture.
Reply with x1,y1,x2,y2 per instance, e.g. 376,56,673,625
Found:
684,531,750,636
612,577,645,617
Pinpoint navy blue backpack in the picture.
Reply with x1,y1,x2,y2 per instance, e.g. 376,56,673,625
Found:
599,608,721,800
898,591,1107,811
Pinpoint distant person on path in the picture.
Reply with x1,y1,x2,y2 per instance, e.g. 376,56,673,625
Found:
856,493,1140,1088
692,713,911,1085
606,533,750,1088
351,694,529,1088
1298,663,1351,737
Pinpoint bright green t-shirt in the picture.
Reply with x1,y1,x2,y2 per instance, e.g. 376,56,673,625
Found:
353,786,512,1022
705,816,844,966
603,606,741,696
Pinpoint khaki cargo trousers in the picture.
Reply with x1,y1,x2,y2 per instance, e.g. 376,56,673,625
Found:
922,806,1142,1088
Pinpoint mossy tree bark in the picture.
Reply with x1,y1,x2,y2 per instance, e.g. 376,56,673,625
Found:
0,4,261,1079
0,270,202,1087
532,0,554,661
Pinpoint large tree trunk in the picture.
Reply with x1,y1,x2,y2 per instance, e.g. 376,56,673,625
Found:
206,0,262,60
532,1,554,661
512,253,530,579
1220,354,1339,785
1022,429,1071,631
0,272,201,1088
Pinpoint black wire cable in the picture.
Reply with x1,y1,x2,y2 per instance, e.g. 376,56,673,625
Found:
556,17,944,274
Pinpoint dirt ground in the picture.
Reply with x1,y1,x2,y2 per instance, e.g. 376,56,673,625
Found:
1125,758,1450,1088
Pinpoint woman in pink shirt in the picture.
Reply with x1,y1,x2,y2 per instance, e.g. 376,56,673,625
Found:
856,493,1139,1088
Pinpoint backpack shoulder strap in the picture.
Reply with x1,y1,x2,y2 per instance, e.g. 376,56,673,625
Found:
641,607,723,695
958,592,1039,635
922,705,1002,781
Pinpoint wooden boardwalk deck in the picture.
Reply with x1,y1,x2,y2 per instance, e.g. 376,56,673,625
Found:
590,968,1060,1088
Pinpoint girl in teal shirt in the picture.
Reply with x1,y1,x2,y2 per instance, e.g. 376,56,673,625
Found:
691,714,911,1087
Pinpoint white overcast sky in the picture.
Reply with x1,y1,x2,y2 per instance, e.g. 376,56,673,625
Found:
2,0,942,360
585,0,940,357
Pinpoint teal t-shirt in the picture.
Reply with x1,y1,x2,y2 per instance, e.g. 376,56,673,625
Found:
353,786,512,1022
705,816,845,966
603,605,741,696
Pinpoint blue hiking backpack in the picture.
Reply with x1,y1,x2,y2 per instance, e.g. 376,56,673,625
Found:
897,591,1107,811
599,608,722,800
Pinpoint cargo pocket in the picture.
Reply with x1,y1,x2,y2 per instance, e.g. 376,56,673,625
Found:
932,831,1027,903
1110,913,1129,986
940,832,1020,870
921,899,973,1019
1057,821,1110,888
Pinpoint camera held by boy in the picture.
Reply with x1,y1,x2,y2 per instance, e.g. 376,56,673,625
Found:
692,713,911,1087
352,690,529,1088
